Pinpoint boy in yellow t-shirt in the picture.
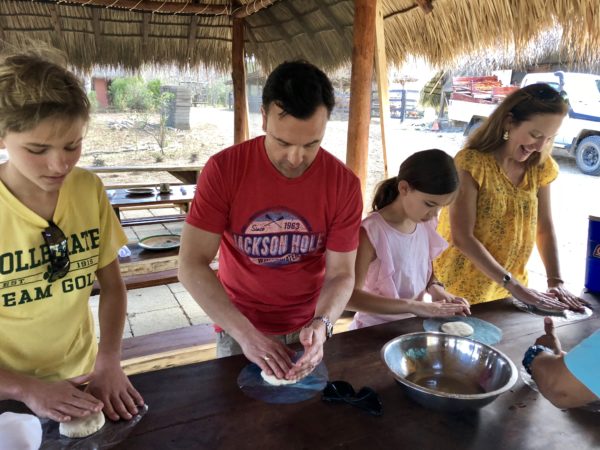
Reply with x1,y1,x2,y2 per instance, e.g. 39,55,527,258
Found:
0,50,143,422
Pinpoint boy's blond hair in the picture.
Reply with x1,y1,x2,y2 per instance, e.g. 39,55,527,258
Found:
0,49,89,137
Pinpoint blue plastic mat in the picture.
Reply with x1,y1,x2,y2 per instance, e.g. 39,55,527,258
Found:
423,317,503,345
238,352,328,404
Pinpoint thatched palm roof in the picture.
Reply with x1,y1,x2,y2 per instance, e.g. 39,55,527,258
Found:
0,0,598,73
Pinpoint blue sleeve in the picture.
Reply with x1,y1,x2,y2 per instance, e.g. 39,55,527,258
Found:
564,330,600,397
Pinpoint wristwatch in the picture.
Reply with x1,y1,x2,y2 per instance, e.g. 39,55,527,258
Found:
522,345,553,375
306,315,333,340
502,272,512,287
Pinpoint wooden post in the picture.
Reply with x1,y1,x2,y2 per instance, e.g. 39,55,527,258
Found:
232,17,249,144
346,0,377,198
374,1,389,179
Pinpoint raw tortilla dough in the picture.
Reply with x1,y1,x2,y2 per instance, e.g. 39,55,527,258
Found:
260,370,301,386
59,411,105,438
441,321,474,337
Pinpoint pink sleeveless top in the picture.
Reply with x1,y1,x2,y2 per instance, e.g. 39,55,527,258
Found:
350,212,448,329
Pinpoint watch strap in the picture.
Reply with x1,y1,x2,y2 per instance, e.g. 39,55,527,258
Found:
305,315,333,340
522,344,553,375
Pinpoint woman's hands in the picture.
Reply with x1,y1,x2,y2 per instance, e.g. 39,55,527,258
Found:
508,280,588,312
508,282,567,311
546,283,588,312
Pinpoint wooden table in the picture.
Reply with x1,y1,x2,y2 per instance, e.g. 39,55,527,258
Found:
2,296,598,449
107,184,196,222
88,165,203,184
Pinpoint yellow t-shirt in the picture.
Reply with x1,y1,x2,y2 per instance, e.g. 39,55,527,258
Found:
433,148,559,304
0,167,126,381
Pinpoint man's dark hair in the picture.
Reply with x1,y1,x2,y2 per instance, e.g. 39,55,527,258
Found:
262,60,335,119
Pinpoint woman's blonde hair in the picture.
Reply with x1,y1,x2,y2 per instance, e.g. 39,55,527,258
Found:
0,48,89,137
466,83,568,166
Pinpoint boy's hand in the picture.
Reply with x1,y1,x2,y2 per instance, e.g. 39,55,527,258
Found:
20,373,103,422
86,356,144,421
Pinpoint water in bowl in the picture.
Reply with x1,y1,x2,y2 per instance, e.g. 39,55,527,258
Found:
407,371,485,395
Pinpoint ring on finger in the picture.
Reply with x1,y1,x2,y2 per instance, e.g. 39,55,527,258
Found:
262,355,271,362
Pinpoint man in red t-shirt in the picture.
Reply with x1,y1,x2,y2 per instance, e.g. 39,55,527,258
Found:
179,61,362,382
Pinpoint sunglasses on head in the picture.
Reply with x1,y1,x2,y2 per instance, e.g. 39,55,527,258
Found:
322,380,383,416
41,220,70,282
524,84,568,102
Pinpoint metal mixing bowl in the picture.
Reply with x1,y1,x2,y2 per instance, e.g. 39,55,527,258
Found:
381,332,518,411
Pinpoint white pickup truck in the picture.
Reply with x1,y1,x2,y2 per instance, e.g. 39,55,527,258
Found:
448,71,600,176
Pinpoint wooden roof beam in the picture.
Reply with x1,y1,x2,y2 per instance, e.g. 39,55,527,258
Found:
385,0,435,20
318,3,347,40
142,12,150,53
187,15,199,61
232,0,280,19
280,3,315,40
416,0,434,14
49,4,66,50
34,0,230,15
91,7,102,54
261,8,292,41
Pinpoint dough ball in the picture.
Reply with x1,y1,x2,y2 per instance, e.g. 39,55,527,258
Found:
59,411,105,438
260,370,300,386
441,321,474,337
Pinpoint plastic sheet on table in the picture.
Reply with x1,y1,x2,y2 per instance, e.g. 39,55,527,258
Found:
512,299,593,323
40,404,148,450
423,316,503,345
238,352,328,404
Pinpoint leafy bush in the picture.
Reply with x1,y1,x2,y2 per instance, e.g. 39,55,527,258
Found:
87,91,99,112
109,77,155,112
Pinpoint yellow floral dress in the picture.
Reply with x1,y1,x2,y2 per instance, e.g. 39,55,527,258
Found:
433,148,559,304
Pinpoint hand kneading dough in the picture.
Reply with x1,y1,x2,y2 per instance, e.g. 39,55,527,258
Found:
441,321,474,337
59,411,105,438
260,370,300,386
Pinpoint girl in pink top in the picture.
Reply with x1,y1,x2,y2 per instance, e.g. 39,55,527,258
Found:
348,149,470,329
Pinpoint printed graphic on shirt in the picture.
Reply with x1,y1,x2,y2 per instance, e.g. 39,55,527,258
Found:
232,208,324,266
0,227,100,308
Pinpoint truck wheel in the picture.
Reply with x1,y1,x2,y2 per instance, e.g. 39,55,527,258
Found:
575,136,600,176
464,119,483,137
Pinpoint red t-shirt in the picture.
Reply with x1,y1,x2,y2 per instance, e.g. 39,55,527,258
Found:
186,136,362,334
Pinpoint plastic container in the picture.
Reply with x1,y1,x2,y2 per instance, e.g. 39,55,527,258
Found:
585,215,600,293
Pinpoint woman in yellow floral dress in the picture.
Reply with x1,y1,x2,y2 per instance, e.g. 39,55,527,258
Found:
434,83,586,311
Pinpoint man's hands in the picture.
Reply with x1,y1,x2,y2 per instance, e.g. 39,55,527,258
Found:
238,330,296,380
287,321,327,380
19,373,103,423
86,355,144,421
238,321,327,382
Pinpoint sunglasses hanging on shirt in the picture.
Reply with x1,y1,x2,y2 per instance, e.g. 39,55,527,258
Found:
41,220,70,282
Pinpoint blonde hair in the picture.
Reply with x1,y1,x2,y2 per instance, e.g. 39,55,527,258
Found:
466,83,568,166
0,49,89,137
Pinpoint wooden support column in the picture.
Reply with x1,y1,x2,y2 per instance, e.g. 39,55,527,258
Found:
374,0,390,179
232,17,249,144
346,0,377,198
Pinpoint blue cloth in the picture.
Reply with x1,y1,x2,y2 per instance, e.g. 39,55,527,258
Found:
564,330,600,397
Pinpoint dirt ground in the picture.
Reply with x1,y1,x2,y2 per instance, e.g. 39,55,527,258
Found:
82,106,599,291
82,106,465,197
